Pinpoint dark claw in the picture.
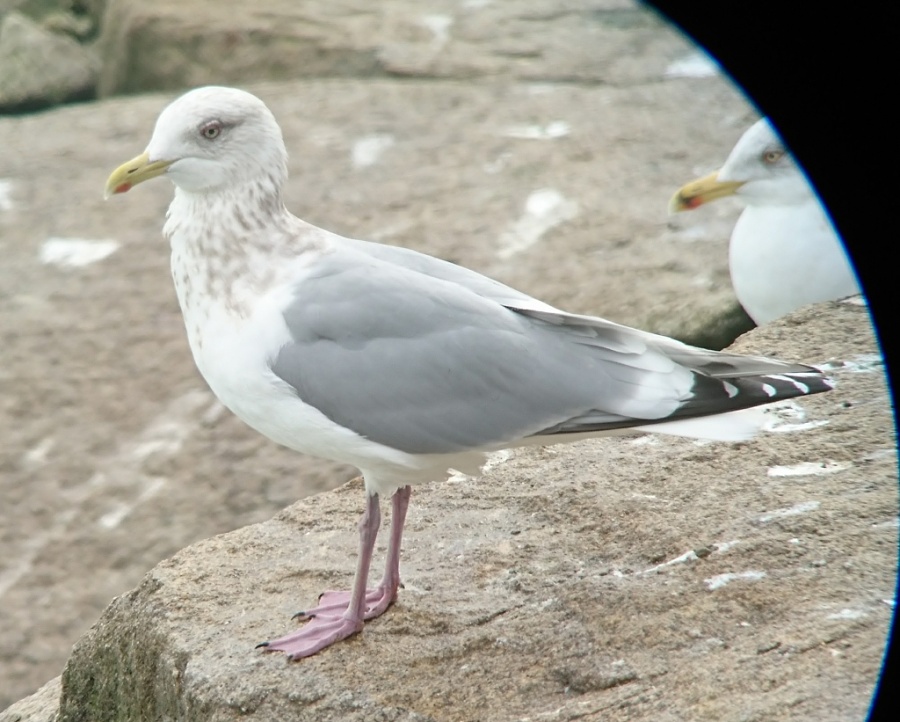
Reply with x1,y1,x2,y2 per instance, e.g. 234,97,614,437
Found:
255,641,270,649
291,610,313,621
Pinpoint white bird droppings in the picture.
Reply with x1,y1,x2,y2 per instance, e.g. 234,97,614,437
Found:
705,570,766,591
0,178,15,211
21,437,55,469
768,419,830,434
872,517,899,529
502,121,571,140
482,449,511,473
767,460,852,477
420,14,453,45
351,134,395,168
816,354,883,374
762,400,829,434
715,540,742,553
841,295,867,306
758,500,820,523
826,608,867,621
98,477,167,530
664,51,720,78
640,549,698,575
639,540,740,575
40,238,120,268
497,189,579,259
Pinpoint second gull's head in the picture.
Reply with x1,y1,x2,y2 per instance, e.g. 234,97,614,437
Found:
669,118,814,212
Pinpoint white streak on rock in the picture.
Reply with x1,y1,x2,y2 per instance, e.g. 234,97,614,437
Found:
815,353,883,374
498,189,579,259
420,14,453,45
0,178,15,211
40,238,120,268
841,295,867,306
705,570,766,591
0,390,211,600
767,460,852,477
502,121,571,140
482,449,511,473
640,550,697,575
763,400,830,434
872,517,899,529
22,437,55,469
664,51,720,78
639,540,740,575
99,478,167,530
826,608,866,620
352,134,395,168
758,500,820,523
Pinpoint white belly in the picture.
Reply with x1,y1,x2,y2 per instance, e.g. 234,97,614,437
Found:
176,280,458,495
729,202,860,324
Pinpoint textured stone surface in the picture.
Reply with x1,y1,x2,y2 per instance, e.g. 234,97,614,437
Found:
0,677,59,722
48,302,894,722
95,0,688,97
0,11,98,112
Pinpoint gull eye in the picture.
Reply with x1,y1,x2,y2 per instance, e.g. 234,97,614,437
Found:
200,121,223,140
762,149,784,164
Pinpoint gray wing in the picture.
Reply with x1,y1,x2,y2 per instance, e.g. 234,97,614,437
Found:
344,238,560,313
271,250,830,455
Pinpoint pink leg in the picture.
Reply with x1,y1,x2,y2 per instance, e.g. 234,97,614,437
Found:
260,492,381,660
366,484,410,617
259,486,412,659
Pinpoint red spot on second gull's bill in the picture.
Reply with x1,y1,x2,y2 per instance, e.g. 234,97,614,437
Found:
115,183,132,194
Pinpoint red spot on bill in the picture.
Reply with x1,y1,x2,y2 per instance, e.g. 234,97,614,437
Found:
685,196,703,209
115,183,132,194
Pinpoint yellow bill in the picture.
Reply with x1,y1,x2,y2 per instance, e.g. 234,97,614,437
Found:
104,152,173,199
668,170,744,214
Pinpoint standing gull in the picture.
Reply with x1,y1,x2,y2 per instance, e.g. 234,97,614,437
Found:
669,118,861,325
105,87,833,660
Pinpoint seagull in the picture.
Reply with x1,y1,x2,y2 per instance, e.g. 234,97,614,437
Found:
105,87,833,660
669,118,861,325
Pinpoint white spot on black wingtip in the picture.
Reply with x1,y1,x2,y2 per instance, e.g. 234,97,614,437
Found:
761,383,777,397
767,374,810,394
722,381,739,398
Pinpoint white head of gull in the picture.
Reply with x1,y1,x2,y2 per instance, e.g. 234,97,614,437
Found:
669,118,861,324
106,87,834,660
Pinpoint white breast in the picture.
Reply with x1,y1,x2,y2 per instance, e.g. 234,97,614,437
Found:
729,200,860,324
